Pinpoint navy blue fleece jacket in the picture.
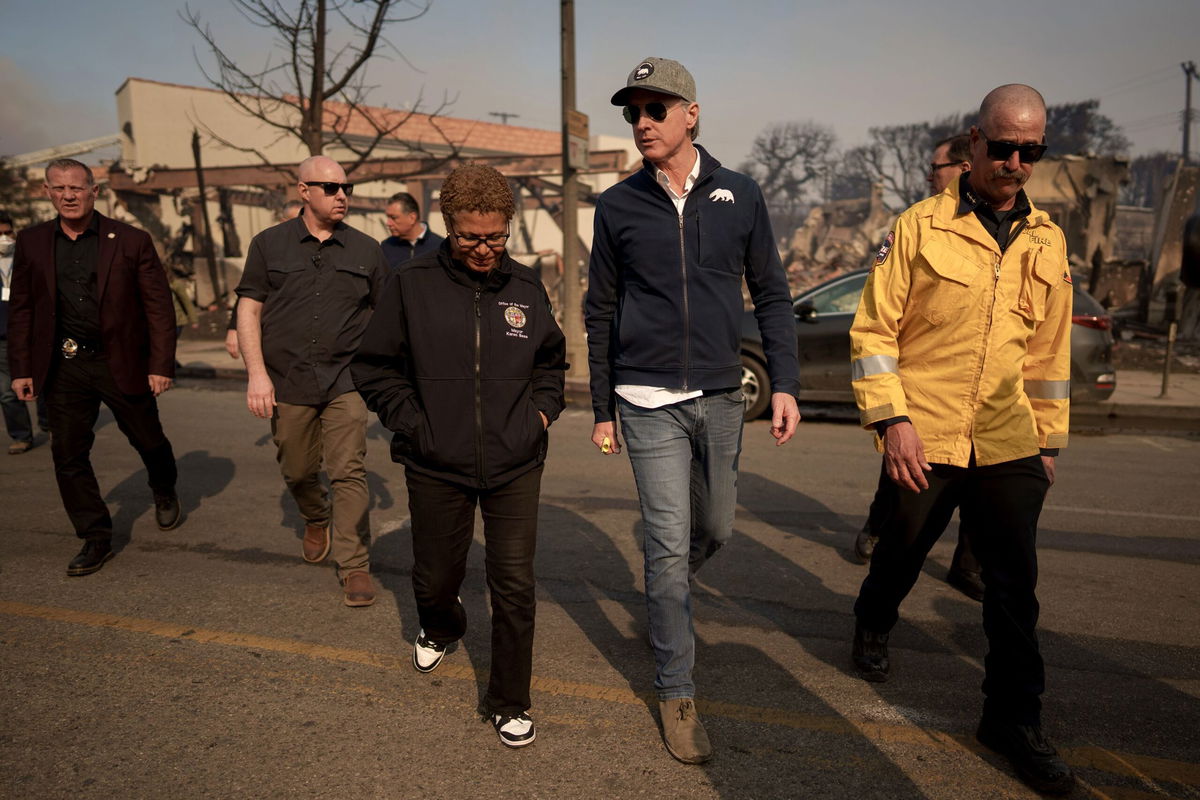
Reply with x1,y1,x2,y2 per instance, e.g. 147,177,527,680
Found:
585,144,799,423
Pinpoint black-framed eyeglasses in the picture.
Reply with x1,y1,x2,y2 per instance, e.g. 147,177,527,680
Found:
302,181,355,196
928,161,965,175
978,130,1047,164
622,101,677,125
450,226,510,249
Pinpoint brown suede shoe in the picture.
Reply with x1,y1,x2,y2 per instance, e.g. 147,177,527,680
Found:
302,523,331,563
342,571,375,608
659,697,712,764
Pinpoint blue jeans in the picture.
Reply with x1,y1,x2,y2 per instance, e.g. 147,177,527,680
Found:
0,340,34,444
618,390,744,700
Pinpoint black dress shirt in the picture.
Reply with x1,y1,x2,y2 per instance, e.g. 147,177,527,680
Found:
55,212,102,344
237,215,386,405
957,173,1032,253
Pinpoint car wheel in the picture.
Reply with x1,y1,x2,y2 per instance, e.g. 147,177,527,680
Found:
740,355,771,421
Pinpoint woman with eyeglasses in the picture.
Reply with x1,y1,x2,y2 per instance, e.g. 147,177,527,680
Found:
351,164,566,749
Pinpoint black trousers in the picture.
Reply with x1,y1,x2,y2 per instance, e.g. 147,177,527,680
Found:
865,469,981,575
854,454,1049,725
405,464,543,716
45,354,177,540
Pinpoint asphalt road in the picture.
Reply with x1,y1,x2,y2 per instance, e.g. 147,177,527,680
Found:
2,382,1198,800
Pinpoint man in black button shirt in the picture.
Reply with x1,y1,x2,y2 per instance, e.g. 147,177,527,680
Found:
7,159,181,576
236,155,386,608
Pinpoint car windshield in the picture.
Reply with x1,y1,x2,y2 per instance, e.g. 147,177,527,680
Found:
801,273,868,314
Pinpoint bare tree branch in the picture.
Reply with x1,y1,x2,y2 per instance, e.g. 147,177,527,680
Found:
183,0,455,169
739,121,837,234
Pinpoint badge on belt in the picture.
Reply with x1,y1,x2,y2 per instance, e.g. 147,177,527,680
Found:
62,338,79,359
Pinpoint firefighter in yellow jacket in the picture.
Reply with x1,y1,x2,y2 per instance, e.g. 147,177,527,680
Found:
849,85,1075,796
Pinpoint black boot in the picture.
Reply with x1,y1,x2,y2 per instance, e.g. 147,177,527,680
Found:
946,566,985,602
947,529,984,601
853,523,877,564
977,717,1075,795
67,539,113,577
155,492,182,530
852,623,889,682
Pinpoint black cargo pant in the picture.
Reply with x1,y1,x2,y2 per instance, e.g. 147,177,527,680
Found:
45,353,177,540
854,453,1049,725
405,463,543,716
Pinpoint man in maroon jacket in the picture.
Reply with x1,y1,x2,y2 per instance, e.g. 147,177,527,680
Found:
7,158,181,576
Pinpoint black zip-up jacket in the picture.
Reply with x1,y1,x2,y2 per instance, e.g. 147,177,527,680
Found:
351,242,567,489
585,144,800,423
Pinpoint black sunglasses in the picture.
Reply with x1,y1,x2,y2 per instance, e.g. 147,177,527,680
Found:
622,101,675,125
302,181,355,196
979,130,1047,164
928,161,965,175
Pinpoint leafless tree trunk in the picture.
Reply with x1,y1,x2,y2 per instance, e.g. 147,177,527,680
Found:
183,0,457,178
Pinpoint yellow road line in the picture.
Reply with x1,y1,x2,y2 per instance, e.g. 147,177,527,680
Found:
3,600,1197,789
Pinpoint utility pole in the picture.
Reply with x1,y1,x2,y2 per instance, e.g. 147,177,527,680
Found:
1184,61,1198,166
488,111,520,125
191,129,223,305
560,0,587,382
1160,61,1197,397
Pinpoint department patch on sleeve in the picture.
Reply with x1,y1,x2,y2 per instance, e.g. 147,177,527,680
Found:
1062,269,1073,284
873,231,895,269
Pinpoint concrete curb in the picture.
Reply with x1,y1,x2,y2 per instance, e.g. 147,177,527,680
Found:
178,351,1200,433
1070,402,1200,433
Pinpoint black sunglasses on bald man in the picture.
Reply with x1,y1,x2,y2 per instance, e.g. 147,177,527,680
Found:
622,101,677,125
302,181,355,196
979,130,1047,164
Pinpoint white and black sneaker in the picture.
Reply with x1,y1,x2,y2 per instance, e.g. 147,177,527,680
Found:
491,711,536,748
412,629,447,673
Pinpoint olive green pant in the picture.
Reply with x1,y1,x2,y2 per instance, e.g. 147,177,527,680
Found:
271,392,370,578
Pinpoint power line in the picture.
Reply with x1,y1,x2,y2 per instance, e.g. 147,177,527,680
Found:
1094,65,1179,98
1120,111,1181,130
1124,118,1183,135
1099,73,1177,100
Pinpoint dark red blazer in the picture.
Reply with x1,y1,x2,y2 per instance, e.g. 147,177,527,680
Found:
6,212,176,395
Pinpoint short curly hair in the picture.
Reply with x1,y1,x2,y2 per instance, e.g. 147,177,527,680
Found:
439,164,515,223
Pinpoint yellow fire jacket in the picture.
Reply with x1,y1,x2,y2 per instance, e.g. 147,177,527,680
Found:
850,180,1072,467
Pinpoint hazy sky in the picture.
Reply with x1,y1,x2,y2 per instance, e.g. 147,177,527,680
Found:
2,0,1197,165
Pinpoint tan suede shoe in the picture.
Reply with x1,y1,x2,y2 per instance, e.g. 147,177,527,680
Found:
301,523,331,563
659,697,712,764
342,571,375,608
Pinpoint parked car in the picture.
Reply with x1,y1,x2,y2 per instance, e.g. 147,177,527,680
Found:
739,269,1116,420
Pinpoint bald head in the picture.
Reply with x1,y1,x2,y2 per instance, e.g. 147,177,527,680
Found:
298,155,346,183
978,84,1046,131
969,84,1047,211
297,155,350,230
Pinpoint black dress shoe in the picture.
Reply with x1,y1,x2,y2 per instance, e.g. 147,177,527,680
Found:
853,524,877,564
67,539,114,577
852,623,889,682
946,567,985,602
155,492,182,530
976,718,1076,795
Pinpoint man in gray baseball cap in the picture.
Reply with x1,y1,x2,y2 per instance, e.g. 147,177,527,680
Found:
586,56,801,765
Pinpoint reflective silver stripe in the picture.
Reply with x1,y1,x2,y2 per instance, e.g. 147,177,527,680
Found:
852,354,899,381
1025,379,1070,400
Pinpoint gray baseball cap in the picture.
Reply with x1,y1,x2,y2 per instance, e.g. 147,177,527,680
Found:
610,57,696,106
